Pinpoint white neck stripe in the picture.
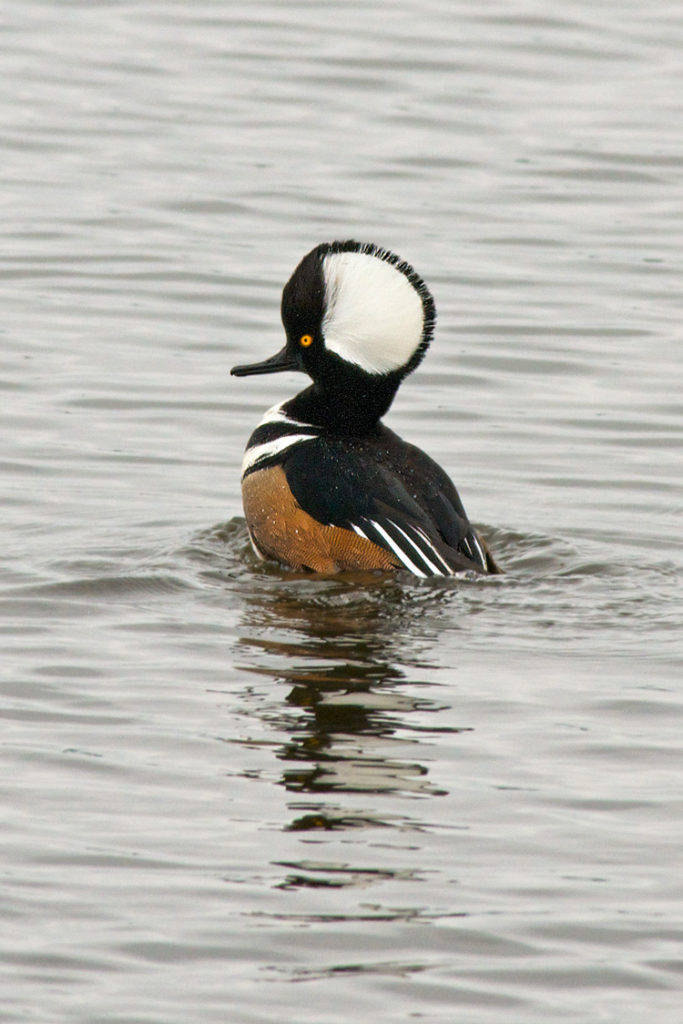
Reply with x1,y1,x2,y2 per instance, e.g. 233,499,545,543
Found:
241,433,316,476
256,403,310,430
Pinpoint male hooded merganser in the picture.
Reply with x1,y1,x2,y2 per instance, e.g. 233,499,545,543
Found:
231,240,498,577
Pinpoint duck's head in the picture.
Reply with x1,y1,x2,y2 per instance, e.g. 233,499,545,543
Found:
231,240,436,429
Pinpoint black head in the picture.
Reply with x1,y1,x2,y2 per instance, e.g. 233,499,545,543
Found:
231,240,436,430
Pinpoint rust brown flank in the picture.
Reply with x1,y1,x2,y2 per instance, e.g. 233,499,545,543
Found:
242,465,400,573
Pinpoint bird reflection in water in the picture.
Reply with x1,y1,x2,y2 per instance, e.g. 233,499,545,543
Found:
232,570,472,834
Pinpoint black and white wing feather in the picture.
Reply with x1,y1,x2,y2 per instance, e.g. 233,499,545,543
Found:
282,427,496,578
351,514,461,578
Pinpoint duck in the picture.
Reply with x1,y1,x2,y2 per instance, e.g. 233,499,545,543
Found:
231,240,498,578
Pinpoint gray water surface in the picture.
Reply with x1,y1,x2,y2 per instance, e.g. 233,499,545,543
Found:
2,2,682,1022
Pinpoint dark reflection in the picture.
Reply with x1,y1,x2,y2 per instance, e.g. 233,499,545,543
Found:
230,557,473,836
274,861,424,891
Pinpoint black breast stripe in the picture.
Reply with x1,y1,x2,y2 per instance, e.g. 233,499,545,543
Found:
248,419,318,448
241,407,320,478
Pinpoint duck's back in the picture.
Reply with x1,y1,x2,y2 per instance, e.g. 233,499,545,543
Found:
244,424,497,577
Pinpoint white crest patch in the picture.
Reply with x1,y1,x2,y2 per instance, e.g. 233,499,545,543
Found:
321,251,425,374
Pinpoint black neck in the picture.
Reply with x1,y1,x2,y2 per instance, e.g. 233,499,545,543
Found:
285,369,402,435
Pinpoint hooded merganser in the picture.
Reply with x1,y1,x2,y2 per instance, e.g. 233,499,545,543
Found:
231,240,499,577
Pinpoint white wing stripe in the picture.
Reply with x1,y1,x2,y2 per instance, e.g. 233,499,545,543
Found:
405,524,454,573
413,528,456,577
390,521,447,576
471,535,487,569
367,520,428,578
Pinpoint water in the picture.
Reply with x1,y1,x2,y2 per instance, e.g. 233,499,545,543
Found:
2,2,682,1021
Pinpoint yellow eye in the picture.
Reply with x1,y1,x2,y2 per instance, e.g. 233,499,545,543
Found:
299,334,313,348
